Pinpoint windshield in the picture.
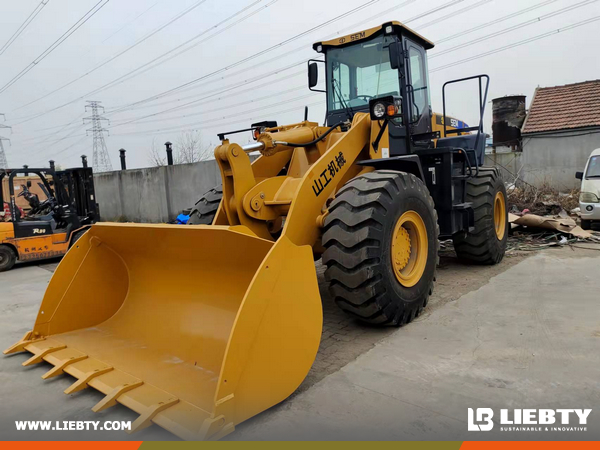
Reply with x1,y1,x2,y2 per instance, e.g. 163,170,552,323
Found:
326,35,399,112
586,156,600,178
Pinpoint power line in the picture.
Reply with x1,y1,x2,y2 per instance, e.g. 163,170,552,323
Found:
103,0,481,125
134,0,595,132
105,0,466,119
436,0,560,44
0,0,111,95
95,0,597,126
32,134,89,167
24,122,89,159
112,97,324,138
416,0,492,30
112,85,308,129
11,0,210,112
0,0,50,57
11,0,379,124
430,0,599,59
104,0,442,112
98,0,163,45
107,61,309,125
430,15,600,72
51,0,277,113
16,111,86,144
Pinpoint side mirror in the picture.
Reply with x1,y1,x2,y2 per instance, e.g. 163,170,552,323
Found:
388,41,402,70
26,180,32,188
576,171,583,180
308,62,318,88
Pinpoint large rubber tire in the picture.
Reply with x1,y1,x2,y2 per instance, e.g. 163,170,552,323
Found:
581,220,591,230
453,167,508,265
187,185,223,225
0,245,17,272
322,171,439,326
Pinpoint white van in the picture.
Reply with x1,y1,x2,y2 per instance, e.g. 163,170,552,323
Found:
576,148,600,230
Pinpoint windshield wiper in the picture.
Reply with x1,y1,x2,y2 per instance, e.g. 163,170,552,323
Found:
332,78,353,121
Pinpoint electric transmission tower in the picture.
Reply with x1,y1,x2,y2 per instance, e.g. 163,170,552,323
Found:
84,101,113,172
0,113,11,169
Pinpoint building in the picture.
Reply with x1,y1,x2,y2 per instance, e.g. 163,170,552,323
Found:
520,79,600,189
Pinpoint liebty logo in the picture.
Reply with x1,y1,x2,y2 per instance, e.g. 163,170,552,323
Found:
468,408,494,431
468,408,592,432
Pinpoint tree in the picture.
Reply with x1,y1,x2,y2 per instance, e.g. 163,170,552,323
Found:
148,138,166,166
148,131,212,167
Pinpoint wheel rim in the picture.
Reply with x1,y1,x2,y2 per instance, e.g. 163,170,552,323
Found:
494,191,506,240
391,211,428,288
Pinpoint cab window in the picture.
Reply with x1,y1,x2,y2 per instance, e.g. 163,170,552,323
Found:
327,35,399,112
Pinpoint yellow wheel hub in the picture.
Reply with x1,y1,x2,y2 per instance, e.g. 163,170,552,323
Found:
494,191,506,240
391,211,428,288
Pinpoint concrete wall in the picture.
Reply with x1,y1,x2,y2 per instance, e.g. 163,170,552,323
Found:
485,129,600,190
94,159,223,223
484,152,523,185
520,129,600,189
95,130,600,222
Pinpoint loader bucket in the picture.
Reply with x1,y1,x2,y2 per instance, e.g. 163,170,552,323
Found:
5,223,323,440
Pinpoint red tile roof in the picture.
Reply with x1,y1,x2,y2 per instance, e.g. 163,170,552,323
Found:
521,80,600,134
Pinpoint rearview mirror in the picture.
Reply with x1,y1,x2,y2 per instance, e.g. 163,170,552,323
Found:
308,62,318,88
388,41,402,70
26,180,32,188
576,171,583,180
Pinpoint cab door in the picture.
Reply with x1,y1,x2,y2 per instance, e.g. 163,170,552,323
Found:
404,38,431,137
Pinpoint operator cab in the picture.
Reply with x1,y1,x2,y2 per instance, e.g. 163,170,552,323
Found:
311,21,435,155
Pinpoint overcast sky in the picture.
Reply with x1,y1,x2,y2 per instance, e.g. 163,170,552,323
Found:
0,0,599,170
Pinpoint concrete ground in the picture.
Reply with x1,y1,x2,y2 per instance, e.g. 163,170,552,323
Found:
1,246,599,440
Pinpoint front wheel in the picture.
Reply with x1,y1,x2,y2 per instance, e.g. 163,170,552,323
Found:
0,245,17,272
187,185,223,225
322,171,439,326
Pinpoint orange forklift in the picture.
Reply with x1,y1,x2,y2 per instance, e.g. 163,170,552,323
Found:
0,166,98,271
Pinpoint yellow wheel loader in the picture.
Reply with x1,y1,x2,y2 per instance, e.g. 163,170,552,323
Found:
4,22,508,440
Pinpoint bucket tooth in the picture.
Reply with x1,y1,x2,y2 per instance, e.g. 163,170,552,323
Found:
127,397,180,434
22,343,66,366
42,348,88,379
3,331,45,355
64,363,114,394
92,381,144,412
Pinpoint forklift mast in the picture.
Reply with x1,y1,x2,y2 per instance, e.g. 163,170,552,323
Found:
0,166,99,224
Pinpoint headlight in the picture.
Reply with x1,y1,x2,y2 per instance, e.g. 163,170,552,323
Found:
373,103,386,118
580,192,600,203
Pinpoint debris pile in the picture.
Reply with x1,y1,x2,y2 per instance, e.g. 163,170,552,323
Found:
506,182,599,253
507,181,579,216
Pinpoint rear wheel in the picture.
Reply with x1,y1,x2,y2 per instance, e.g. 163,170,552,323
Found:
453,167,508,264
581,220,591,230
188,185,223,225
322,171,439,326
0,245,17,272
69,228,88,249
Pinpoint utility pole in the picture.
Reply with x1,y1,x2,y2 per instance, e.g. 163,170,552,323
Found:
83,101,112,172
0,113,11,169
